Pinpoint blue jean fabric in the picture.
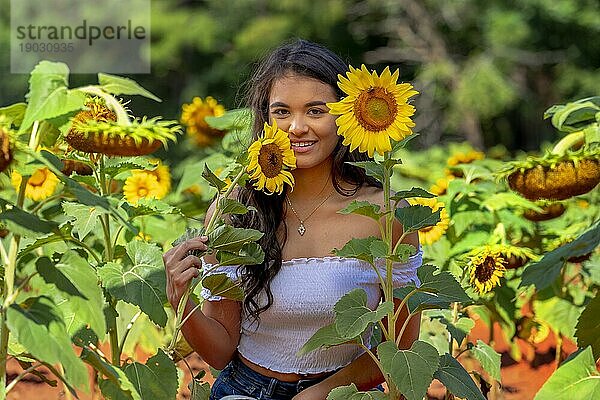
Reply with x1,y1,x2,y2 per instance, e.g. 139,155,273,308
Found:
209,357,332,400
210,357,383,400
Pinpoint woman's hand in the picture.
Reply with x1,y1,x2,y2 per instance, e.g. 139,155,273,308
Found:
163,236,209,308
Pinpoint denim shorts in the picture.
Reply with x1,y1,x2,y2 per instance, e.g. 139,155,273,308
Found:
209,357,383,400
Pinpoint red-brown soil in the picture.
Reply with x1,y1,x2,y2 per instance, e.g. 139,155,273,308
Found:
5,318,579,400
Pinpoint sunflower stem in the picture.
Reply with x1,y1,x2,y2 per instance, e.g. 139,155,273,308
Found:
0,121,40,400
382,152,395,342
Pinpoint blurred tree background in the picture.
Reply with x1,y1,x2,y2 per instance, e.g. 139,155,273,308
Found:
1,0,599,151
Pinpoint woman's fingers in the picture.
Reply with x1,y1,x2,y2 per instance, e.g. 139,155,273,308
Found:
163,236,209,267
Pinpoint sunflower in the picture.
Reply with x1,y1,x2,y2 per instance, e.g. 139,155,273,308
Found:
0,125,14,173
468,246,507,294
247,120,296,195
180,96,226,147
327,65,418,157
123,172,164,204
430,176,455,196
135,161,171,198
11,168,60,201
446,150,485,177
410,197,450,245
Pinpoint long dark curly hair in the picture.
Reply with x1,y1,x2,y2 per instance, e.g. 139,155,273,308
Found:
231,39,382,324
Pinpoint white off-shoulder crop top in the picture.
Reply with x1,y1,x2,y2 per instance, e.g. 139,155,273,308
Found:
200,251,423,374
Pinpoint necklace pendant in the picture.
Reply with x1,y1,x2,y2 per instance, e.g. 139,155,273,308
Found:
297,223,306,236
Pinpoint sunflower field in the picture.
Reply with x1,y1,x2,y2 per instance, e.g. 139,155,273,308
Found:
0,55,597,400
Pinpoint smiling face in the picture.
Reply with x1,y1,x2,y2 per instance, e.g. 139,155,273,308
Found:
268,74,340,170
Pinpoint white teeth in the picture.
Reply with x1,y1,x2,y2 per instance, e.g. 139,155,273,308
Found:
292,142,315,148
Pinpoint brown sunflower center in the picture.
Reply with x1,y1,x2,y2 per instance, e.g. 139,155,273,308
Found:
28,169,47,187
475,256,500,283
258,143,283,178
354,87,397,131
420,226,434,233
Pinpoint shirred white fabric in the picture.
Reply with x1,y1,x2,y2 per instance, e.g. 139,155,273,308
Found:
200,250,423,374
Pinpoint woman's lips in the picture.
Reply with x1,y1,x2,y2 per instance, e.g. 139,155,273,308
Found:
290,141,316,153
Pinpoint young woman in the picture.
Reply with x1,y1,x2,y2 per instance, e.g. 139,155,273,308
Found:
163,39,423,400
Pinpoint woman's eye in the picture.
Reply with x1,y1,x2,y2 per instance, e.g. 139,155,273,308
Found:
308,108,326,115
271,109,289,116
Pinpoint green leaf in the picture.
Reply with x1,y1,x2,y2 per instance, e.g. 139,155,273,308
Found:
202,164,227,192
0,102,27,127
17,223,74,260
575,293,600,359
393,265,471,312
98,241,167,326
378,340,440,400
216,242,265,266
395,205,441,233
104,157,155,177
534,297,583,340
98,73,161,102
208,224,264,253
369,240,388,259
346,161,384,182
81,348,141,400
6,296,88,390
470,339,501,381
0,207,59,237
297,323,349,356
219,198,249,215
189,377,211,400
481,192,544,212
37,252,106,338
204,108,252,131
338,200,382,221
434,313,475,347
433,353,486,400
452,211,493,237
20,61,86,133
62,201,107,240
100,349,177,400
201,273,244,301
333,236,379,264
60,175,111,210
534,346,600,399
521,219,600,290
123,197,181,218
334,289,392,339
326,384,388,400
391,133,418,152
390,187,436,202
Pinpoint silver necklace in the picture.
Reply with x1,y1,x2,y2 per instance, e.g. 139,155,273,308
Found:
286,190,335,236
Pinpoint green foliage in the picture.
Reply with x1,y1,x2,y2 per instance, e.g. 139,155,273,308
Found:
395,205,441,233
98,73,161,102
100,350,178,400
201,273,244,301
470,340,501,381
534,347,600,400
378,340,440,400
433,354,486,400
327,384,387,400
338,200,383,221
575,293,600,359
334,289,393,339
98,241,168,327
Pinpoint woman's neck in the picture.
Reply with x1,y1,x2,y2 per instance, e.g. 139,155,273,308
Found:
289,160,334,201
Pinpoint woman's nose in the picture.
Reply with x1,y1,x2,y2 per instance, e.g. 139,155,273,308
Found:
288,115,308,135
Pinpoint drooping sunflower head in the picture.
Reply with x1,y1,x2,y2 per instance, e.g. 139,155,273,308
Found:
468,246,507,294
247,120,296,195
123,171,164,204
410,197,450,245
180,96,226,147
327,65,418,157
11,167,60,202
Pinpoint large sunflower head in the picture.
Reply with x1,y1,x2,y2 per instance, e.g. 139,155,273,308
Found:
468,246,507,294
11,167,60,201
123,172,164,204
327,65,418,157
247,120,296,195
410,197,450,245
180,96,226,147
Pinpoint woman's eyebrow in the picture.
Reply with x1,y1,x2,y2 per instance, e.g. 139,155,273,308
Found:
269,100,328,108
